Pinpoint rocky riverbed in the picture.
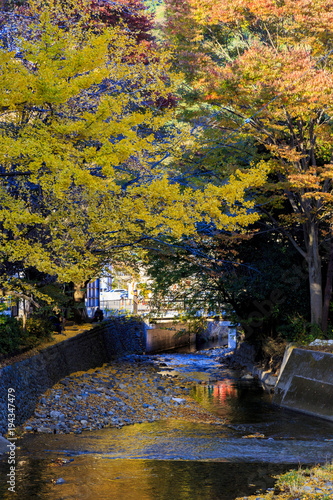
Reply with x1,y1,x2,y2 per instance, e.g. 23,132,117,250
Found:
22,354,225,435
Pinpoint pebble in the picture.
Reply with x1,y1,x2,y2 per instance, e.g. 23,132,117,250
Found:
22,355,224,434
50,411,62,419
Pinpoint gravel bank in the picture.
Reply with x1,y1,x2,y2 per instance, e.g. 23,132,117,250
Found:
21,354,224,435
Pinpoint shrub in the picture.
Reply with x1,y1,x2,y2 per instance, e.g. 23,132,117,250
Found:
0,312,53,357
0,314,25,355
277,314,323,345
23,316,54,350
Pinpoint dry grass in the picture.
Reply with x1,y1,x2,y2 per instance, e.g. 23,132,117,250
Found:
236,463,333,500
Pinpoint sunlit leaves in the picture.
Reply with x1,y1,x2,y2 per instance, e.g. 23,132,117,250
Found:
0,0,268,292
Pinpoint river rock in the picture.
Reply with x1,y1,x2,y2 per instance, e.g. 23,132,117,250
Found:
22,354,224,434
50,411,62,419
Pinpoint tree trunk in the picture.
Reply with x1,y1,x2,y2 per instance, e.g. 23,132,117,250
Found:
307,223,323,326
322,237,333,334
73,282,89,324
22,299,27,332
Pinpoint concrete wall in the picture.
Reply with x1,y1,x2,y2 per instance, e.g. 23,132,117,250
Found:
145,322,195,353
273,347,333,422
0,318,145,435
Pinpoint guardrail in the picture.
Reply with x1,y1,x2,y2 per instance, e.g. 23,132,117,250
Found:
99,298,186,317
100,299,133,315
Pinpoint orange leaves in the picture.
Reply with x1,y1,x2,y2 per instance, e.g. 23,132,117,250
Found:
218,44,333,119
166,0,333,236
267,145,306,164
287,166,333,207
289,170,321,190
188,0,333,40
320,164,333,182
188,0,294,27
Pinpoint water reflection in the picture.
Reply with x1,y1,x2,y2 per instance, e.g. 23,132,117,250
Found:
210,380,238,404
191,379,333,441
191,379,273,423
1,345,333,499
0,452,298,500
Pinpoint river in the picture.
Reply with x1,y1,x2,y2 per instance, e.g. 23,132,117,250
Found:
1,344,333,499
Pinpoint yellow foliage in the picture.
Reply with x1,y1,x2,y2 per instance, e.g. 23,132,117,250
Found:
0,0,267,285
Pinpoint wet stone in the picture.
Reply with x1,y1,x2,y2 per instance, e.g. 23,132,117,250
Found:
50,411,62,419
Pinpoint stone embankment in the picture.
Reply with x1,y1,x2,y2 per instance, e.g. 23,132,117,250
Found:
22,354,224,435
0,317,226,441
219,342,278,392
0,318,146,435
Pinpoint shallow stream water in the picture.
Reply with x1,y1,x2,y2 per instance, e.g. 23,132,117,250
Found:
1,343,333,499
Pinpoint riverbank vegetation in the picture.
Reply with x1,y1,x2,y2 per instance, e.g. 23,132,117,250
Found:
141,0,333,347
236,462,333,500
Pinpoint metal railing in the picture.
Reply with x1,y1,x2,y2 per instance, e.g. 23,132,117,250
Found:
99,298,185,317
100,299,133,315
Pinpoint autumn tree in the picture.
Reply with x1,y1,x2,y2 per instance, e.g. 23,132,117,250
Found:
164,0,333,331
0,0,267,321
144,222,310,342
0,0,167,320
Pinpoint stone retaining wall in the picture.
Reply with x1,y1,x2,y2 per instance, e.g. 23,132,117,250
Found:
221,342,278,391
223,341,256,370
0,318,146,435
273,347,333,421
